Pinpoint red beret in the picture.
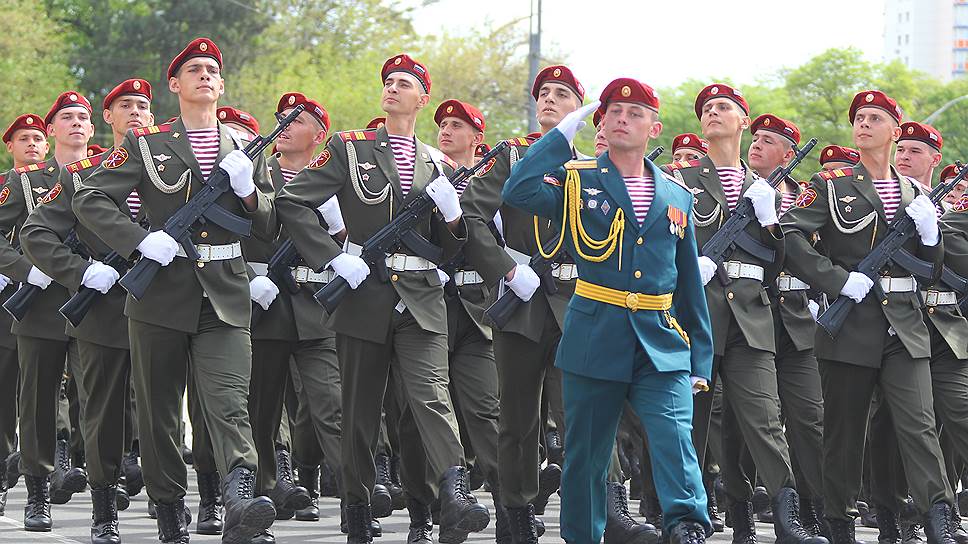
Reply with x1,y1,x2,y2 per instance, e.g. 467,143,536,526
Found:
694,83,749,119
44,91,93,126
217,106,260,136
849,90,902,125
103,79,152,110
3,114,46,143
434,99,486,132
751,114,800,145
898,121,942,151
382,54,431,93
86,144,107,157
167,38,222,80
599,77,659,112
672,133,709,154
531,65,585,102
593,109,603,129
941,164,960,182
277,92,330,132
819,145,860,166
367,117,386,130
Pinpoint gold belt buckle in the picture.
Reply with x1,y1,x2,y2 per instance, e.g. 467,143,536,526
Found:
625,292,639,312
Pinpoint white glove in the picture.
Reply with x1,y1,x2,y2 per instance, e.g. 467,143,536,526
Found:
840,272,874,303
249,276,279,311
0,274,11,291
905,194,940,246
691,376,709,395
554,100,601,144
26,266,52,289
137,231,179,266
436,269,451,285
697,256,717,286
808,300,820,321
426,176,462,222
81,261,120,294
221,150,255,198
745,179,779,227
328,252,370,289
506,264,540,302
316,196,345,235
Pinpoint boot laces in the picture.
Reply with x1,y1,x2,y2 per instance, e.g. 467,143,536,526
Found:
376,456,392,485
903,522,924,542
55,441,71,472
237,470,255,498
613,486,637,525
276,450,295,485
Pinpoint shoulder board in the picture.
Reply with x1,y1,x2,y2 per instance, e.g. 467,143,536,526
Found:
338,130,377,142
563,159,597,170
505,136,534,147
818,167,853,181
66,153,106,174
132,124,172,137
15,163,43,174
664,159,701,171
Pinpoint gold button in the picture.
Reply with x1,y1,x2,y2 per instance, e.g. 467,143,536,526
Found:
929,307,935,314
882,299,888,305
391,274,399,282
727,292,734,300
200,231,208,239
636,237,643,245
779,296,785,303
197,262,205,268
634,270,642,278
625,292,639,312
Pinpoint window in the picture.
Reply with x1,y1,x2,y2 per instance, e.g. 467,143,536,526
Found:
905,34,910,44
906,11,910,22
898,35,903,45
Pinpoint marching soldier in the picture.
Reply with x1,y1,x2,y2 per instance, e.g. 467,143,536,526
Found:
940,165,967,208
0,91,95,531
218,106,260,141
275,53,489,544
20,78,154,544
895,122,942,191
672,133,709,163
665,84,821,544
818,145,860,171
74,38,278,544
779,90,955,544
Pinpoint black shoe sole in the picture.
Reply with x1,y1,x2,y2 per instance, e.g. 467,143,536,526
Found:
439,508,490,544
610,527,661,544
372,492,392,518
116,491,130,512
534,465,562,516
294,508,320,522
282,491,312,512
222,501,275,544
25,522,53,532
50,471,87,504
197,520,223,535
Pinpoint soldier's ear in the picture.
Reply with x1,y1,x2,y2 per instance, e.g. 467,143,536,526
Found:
650,119,663,140
102,109,112,126
168,77,180,95
5,142,12,154
418,93,431,109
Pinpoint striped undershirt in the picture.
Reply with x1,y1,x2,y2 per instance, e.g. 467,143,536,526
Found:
625,175,655,224
717,167,745,210
126,190,141,220
186,128,220,180
780,191,797,215
280,167,300,184
872,179,901,222
388,134,416,195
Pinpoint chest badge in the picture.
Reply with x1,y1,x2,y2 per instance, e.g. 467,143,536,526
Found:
587,199,598,209
153,154,171,163
667,206,686,239
600,200,610,215
358,162,376,171
583,188,602,196
32,186,47,194
839,195,856,204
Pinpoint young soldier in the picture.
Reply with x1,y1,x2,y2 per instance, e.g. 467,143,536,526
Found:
74,38,277,544
895,122,943,191
818,145,860,171
941,165,967,207
672,133,709,162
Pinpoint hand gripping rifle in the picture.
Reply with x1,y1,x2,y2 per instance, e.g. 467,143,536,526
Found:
249,238,302,324
4,230,90,322
119,104,304,300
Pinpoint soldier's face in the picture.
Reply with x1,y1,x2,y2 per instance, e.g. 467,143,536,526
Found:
748,131,794,173
104,96,153,134
276,109,326,154
944,179,967,205
48,107,94,148
594,124,608,157
700,98,747,140
381,73,430,116
437,117,482,158
852,107,899,150
822,160,854,171
894,140,941,180
170,58,224,104
536,82,580,130
602,102,661,153
672,149,704,162
6,129,48,166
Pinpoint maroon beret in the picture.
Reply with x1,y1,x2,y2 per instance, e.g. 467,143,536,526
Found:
217,106,260,137
695,83,749,119
898,121,942,151
751,114,801,145
531,65,585,102
277,92,330,133
167,38,222,80
3,114,46,143
848,90,902,125
434,99,485,132
672,133,709,154
103,79,152,110
819,145,860,166
44,91,93,126
382,54,431,93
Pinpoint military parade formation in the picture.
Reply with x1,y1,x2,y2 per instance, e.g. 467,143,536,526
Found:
0,35,967,544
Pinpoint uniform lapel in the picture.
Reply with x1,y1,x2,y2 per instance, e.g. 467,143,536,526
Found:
213,122,237,180
164,118,204,183
697,155,728,212
408,139,437,205
598,152,637,229
373,127,404,204
638,160,668,235
895,165,916,221
850,164,888,225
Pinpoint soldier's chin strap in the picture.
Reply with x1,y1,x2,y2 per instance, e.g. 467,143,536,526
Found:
535,168,625,270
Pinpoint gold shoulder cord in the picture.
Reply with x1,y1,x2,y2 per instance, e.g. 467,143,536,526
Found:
534,168,625,270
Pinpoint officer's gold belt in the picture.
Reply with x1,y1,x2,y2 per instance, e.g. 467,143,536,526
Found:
575,279,672,312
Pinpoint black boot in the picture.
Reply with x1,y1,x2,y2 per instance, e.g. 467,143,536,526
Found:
180,444,193,466
221,466,276,544
669,521,706,544
4,450,19,489
438,466,490,543
859,502,879,529
50,438,87,504
24,474,52,531
951,502,968,544
90,485,121,544
545,431,564,466
533,463,561,516
903,521,925,544
730,500,756,544
924,503,956,544
706,475,724,533
114,484,129,512
294,463,320,522
251,528,276,543
372,517,383,537
752,486,771,515
604,481,660,544
774,488,828,544
121,449,143,497
826,518,863,544
155,498,190,544
148,498,156,519
269,447,310,519
876,506,901,544
196,470,224,535
320,460,340,497
506,504,539,544
376,452,404,512
494,499,512,544
640,494,664,532
800,497,823,538
345,503,374,544
0,480,6,516
407,498,434,544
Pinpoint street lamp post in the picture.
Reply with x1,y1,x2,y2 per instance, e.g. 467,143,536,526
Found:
922,94,968,124
527,0,541,133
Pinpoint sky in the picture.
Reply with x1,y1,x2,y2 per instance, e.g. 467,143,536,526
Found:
406,0,888,94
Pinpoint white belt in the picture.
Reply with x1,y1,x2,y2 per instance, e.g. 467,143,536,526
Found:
723,261,764,281
776,275,810,291
921,290,959,306
879,276,917,293
552,263,579,281
175,241,242,262
345,242,436,272
453,271,483,286
249,262,334,284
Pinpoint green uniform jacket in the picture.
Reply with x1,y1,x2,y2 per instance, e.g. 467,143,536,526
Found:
244,154,333,342
775,181,816,352
0,171,18,349
459,134,575,343
274,127,465,343
0,160,70,340
20,151,134,349
930,207,968,360
73,119,276,333
663,157,785,356
778,164,942,367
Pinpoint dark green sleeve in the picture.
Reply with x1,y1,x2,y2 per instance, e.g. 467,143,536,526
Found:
21,169,89,290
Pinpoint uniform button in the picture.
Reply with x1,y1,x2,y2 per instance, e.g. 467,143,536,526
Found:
200,231,208,239
929,307,935,314
779,296,785,303
636,237,643,245
727,292,734,300
634,270,642,278
197,262,205,268
391,274,399,282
